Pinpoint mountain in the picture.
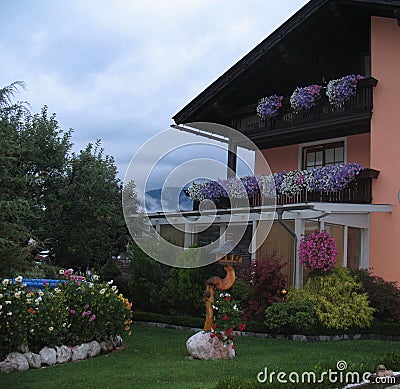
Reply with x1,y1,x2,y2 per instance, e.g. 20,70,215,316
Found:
145,187,193,213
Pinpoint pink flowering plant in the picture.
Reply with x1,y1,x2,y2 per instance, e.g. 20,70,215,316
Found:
210,293,246,349
0,269,133,357
299,230,338,273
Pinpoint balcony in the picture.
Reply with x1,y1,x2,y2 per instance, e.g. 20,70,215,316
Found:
192,168,379,211
230,78,378,148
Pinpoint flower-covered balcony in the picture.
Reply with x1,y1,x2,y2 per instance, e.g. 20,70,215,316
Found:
186,164,379,211
230,76,378,147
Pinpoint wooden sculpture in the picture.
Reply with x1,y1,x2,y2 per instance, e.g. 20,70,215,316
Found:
202,247,244,331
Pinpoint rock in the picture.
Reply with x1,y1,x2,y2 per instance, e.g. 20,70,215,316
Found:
56,345,72,364
0,361,15,373
71,343,90,362
5,352,29,371
100,340,114,353
87,341,101,358
186,331,235,360
24,352,41,369
39,347,57,366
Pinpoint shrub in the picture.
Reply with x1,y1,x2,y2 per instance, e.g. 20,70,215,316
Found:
380,352,400,371
0,277,32,359
99,258,122,281
290,268,374,330
351,268,400,322
264,299,319,334
238,256,288,320
0,271,133,357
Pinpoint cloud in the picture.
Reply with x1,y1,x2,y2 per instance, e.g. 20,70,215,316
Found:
0,0,308,182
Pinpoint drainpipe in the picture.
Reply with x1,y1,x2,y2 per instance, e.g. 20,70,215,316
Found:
276,207,297,286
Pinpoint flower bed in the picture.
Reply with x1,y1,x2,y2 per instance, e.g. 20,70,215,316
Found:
0,271,133,360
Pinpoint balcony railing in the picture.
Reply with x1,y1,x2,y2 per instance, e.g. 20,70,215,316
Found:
192,168,379,210
231,78,377,135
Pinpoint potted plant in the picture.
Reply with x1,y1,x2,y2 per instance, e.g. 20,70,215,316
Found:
326,74,365,107
290,84,323,111
256,94,284,119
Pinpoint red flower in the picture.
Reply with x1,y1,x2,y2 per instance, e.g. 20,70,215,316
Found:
211,324,217,330
222,315,228,321
225,328,233,336
238,323,247,331
224,296,231,301
210,333,216,339
28,308,35,315
232,344,237,350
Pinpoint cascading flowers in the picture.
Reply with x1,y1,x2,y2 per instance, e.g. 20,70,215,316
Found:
326,74,365,107
299,230,337,272
256,94,284,119
290,84,323,111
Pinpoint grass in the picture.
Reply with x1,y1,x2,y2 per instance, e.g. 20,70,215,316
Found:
1,324,399,389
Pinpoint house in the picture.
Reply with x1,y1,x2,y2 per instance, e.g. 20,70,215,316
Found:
149,0,400,287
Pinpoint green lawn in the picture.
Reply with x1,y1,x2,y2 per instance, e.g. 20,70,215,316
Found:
1,324,399,389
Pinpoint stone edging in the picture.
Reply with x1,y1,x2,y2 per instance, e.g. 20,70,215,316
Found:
134,321,400,341
0,336,123,373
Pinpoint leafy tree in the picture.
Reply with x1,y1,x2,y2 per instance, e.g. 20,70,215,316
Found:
53,141,128,269
0,83,34,276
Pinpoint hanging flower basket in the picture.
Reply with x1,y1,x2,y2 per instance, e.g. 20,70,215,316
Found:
299,230,337,273
326,74,365,107
290,84,323,111
256,94,284,119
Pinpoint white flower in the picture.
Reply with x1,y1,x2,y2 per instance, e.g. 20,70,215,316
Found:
14,291,21,298
38,291,44,296
0,294,3,298
7,312,12,316
0,305,2,310
48,327,54,331
212,305,219,310
62,323,67,327
88,283,93,288
5,301,11,305
108,280,113,285
15,276,23,283
34,297,42,304
99,289,106,295
2,279,9,285
54,288,61,293
29,329,34,333
59,269,64,275
111,285,117,291
233,304,239,311
93,275,99,281
26,299,32,304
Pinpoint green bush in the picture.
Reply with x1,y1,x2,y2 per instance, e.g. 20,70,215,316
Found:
380,352,400,371
290,268,374,330
351,268,400,322
0,271,133,358
264,299,319,334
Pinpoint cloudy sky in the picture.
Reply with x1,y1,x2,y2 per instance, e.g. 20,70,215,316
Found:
1,0,308,183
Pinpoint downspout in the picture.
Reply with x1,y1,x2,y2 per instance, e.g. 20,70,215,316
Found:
276,208,297,286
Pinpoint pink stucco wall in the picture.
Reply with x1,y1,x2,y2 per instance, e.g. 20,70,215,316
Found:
347,133,370,167
255,144,298,175
370,16,400,283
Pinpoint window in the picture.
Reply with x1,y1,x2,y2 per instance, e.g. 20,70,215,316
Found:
303,141,344,170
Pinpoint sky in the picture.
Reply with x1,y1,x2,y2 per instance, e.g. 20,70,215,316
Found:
0,0,309,184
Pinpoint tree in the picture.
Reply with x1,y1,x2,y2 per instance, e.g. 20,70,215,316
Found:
0,84,34,276
53,141,129,270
